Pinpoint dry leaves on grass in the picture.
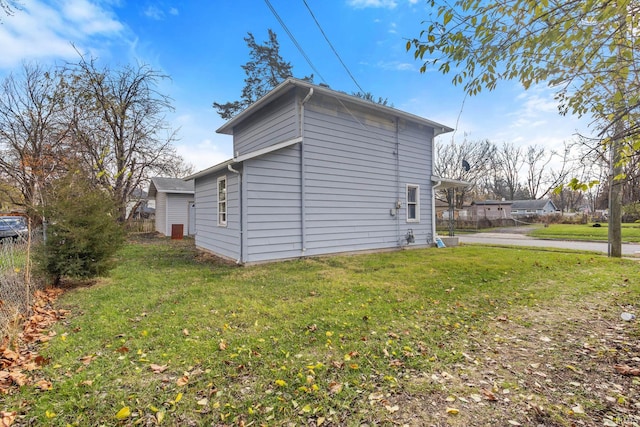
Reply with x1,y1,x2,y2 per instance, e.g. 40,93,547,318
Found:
1,288,67,395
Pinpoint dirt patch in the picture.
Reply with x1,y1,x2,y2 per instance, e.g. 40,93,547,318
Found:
393,293,640,426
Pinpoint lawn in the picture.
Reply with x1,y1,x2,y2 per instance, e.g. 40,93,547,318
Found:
529,223,640,243
2,236,640,426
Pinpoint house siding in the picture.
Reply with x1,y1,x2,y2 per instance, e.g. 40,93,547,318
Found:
244,145,302,263
155,192,167,235
194,171,241,261
299,97,433,257
166,194,193,236
397,119,435,245
193,80,447,264
233,90,298,157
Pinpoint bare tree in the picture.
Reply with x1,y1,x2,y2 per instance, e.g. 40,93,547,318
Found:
525,143,574,200
69,56,185,221
0,0,20,20
434,137,495,207
491,142,523,200
0,63,71,215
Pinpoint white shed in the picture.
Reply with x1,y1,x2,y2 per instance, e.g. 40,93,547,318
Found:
148,177,195,237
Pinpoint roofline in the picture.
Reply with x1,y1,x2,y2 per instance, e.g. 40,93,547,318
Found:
184,158,236,181
431,176,472,189
216,78,454,136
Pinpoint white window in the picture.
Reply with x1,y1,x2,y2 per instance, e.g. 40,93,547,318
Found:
217,176,227,226
406,184,419,222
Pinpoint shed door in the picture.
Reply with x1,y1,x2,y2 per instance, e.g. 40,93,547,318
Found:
188,202,196,235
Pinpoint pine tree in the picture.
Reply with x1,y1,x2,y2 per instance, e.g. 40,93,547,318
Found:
36,169,125,285
213,29,311,120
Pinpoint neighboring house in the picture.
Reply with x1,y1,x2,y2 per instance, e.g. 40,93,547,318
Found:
511,199,559,217
126,188,155,220
466,200,513,220
148,177,195,236
188,78,455,264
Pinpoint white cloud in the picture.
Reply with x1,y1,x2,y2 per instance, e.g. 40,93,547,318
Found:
375,60,415,71
171,111,233,172
143,5,163,20
347,0,398,9
0,0,125,69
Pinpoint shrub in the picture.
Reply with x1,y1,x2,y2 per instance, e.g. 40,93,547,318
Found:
36,171,125,285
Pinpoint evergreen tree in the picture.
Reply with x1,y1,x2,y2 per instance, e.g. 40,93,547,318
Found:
36,169,125,285
213,29,311,120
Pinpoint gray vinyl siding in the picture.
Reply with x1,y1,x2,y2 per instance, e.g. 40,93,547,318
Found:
194,171,241,261
244,144,302,263
397,119,435,244
233,91,298,157
301,101,404,256
166,194,192,236
155,192,167,235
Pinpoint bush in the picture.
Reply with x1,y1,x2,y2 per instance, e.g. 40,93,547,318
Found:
36,171,125,285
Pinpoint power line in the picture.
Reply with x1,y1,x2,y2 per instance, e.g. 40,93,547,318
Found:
263,0,326,83
302,0,366,95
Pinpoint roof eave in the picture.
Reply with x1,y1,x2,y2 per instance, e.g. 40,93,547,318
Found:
216,78,454,136
185,159,236,181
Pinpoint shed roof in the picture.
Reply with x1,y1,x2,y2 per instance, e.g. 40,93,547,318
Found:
511,199,555,210
148,177,194,197
216,78,454,137
471,200,513,206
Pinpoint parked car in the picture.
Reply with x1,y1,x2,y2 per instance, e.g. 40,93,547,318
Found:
0,216,29,241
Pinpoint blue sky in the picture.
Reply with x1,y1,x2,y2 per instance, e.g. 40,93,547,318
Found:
0,0,591,172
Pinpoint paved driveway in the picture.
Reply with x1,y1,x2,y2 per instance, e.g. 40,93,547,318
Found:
457,232,640,256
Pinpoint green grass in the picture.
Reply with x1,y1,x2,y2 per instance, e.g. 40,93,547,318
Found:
3,237,640,425
528,223,640,242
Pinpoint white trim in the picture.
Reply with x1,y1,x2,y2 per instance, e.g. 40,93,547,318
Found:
406,184,420,223
217,175,227,227
234,137,302,163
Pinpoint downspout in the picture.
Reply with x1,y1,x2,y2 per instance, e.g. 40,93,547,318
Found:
228,164,242,264
300,88,313,254
432,180,443,246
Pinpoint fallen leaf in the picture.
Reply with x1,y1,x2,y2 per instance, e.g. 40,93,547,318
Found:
507,421,521,426
1,411,17,427
116,346,129,354
385,404,399,413
219,340,227,351
80,380,93,387
35,379,52,390
572,404,585,414
470,394,482,402
182,329,189,336
328,382,342,394
196,398,208,406
115,406,130,420
80,355,96,365
446,407,459,415
150,364,168,373
614,364,640,376
481,388,497,401
176,376,189,386
275,379,287,387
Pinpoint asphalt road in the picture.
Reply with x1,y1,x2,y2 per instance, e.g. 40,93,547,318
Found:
457,232,640,256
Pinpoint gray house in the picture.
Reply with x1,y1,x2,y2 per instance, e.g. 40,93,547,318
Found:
148,177,195,237
511,199,559,216
188,79,453,264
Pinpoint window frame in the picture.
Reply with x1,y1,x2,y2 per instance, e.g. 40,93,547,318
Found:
406,184,420,223
217,175,227,227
